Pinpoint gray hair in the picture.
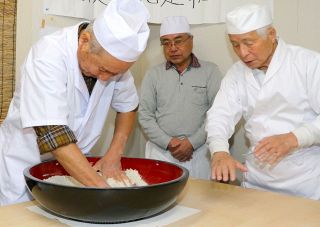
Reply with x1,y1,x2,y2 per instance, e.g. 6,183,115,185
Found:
256,24,273,39
84,22,105,54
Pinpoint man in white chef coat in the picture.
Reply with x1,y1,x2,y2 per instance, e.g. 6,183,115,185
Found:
206,4,320,200
0,0,150,205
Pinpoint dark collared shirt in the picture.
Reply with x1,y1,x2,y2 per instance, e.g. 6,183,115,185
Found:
165,53,201,72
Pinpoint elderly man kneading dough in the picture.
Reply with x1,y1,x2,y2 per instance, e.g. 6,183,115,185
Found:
0,0,150,205
206,4,320,200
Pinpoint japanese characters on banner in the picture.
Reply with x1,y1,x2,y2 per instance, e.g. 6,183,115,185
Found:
43,0,273,24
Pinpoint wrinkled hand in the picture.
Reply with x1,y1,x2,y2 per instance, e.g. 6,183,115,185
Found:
93,151,130,185
254,132,298,166
167,137,181,151
168,137,193,162
211,152,247,182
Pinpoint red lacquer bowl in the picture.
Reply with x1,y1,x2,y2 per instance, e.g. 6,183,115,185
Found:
24,156,189,223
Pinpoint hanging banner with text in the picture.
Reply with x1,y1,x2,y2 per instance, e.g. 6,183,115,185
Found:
43,0,273,24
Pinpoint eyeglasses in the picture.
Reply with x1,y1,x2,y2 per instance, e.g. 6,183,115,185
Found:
160,35,192,48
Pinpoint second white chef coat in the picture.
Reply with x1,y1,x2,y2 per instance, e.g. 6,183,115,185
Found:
206,38,320,200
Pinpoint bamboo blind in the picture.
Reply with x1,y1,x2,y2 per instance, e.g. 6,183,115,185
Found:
0,0,16,123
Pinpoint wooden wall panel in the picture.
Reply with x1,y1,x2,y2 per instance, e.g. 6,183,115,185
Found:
0,0,16,123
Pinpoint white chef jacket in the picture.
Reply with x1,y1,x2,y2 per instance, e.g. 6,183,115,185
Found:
206,38,320,200
0,23,139,205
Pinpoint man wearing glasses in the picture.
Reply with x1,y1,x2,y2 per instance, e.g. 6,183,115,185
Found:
139,16,222,179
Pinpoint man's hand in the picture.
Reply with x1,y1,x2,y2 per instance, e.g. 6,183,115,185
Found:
167,137,181,151
254,132,298,165
93,151,122,178
93,148,131,185
211,152,248,182
168,137,193,162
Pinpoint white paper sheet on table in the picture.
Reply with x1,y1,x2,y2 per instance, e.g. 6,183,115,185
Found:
27,205,200,227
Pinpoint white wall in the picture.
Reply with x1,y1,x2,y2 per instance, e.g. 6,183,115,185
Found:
16,0,320,163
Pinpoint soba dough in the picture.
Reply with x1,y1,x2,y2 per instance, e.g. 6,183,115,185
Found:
45,169,148,187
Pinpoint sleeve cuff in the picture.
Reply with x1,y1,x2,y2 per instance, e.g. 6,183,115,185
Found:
35,125,78,154
207,138,230,156
292,125,315,148
188,136,205,151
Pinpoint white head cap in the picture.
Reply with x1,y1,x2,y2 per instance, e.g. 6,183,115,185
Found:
93,0,150,62
160,16,191,37
226,4,272,34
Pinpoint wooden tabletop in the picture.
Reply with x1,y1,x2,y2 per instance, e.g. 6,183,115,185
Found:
0,179,319,227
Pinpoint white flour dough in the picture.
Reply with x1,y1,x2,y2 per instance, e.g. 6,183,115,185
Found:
44,168,148,187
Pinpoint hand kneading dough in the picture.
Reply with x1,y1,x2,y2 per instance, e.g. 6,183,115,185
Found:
44,168,148,187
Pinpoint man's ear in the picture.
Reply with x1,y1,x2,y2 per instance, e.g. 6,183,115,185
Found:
78,31,91,46
268,27,277,42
